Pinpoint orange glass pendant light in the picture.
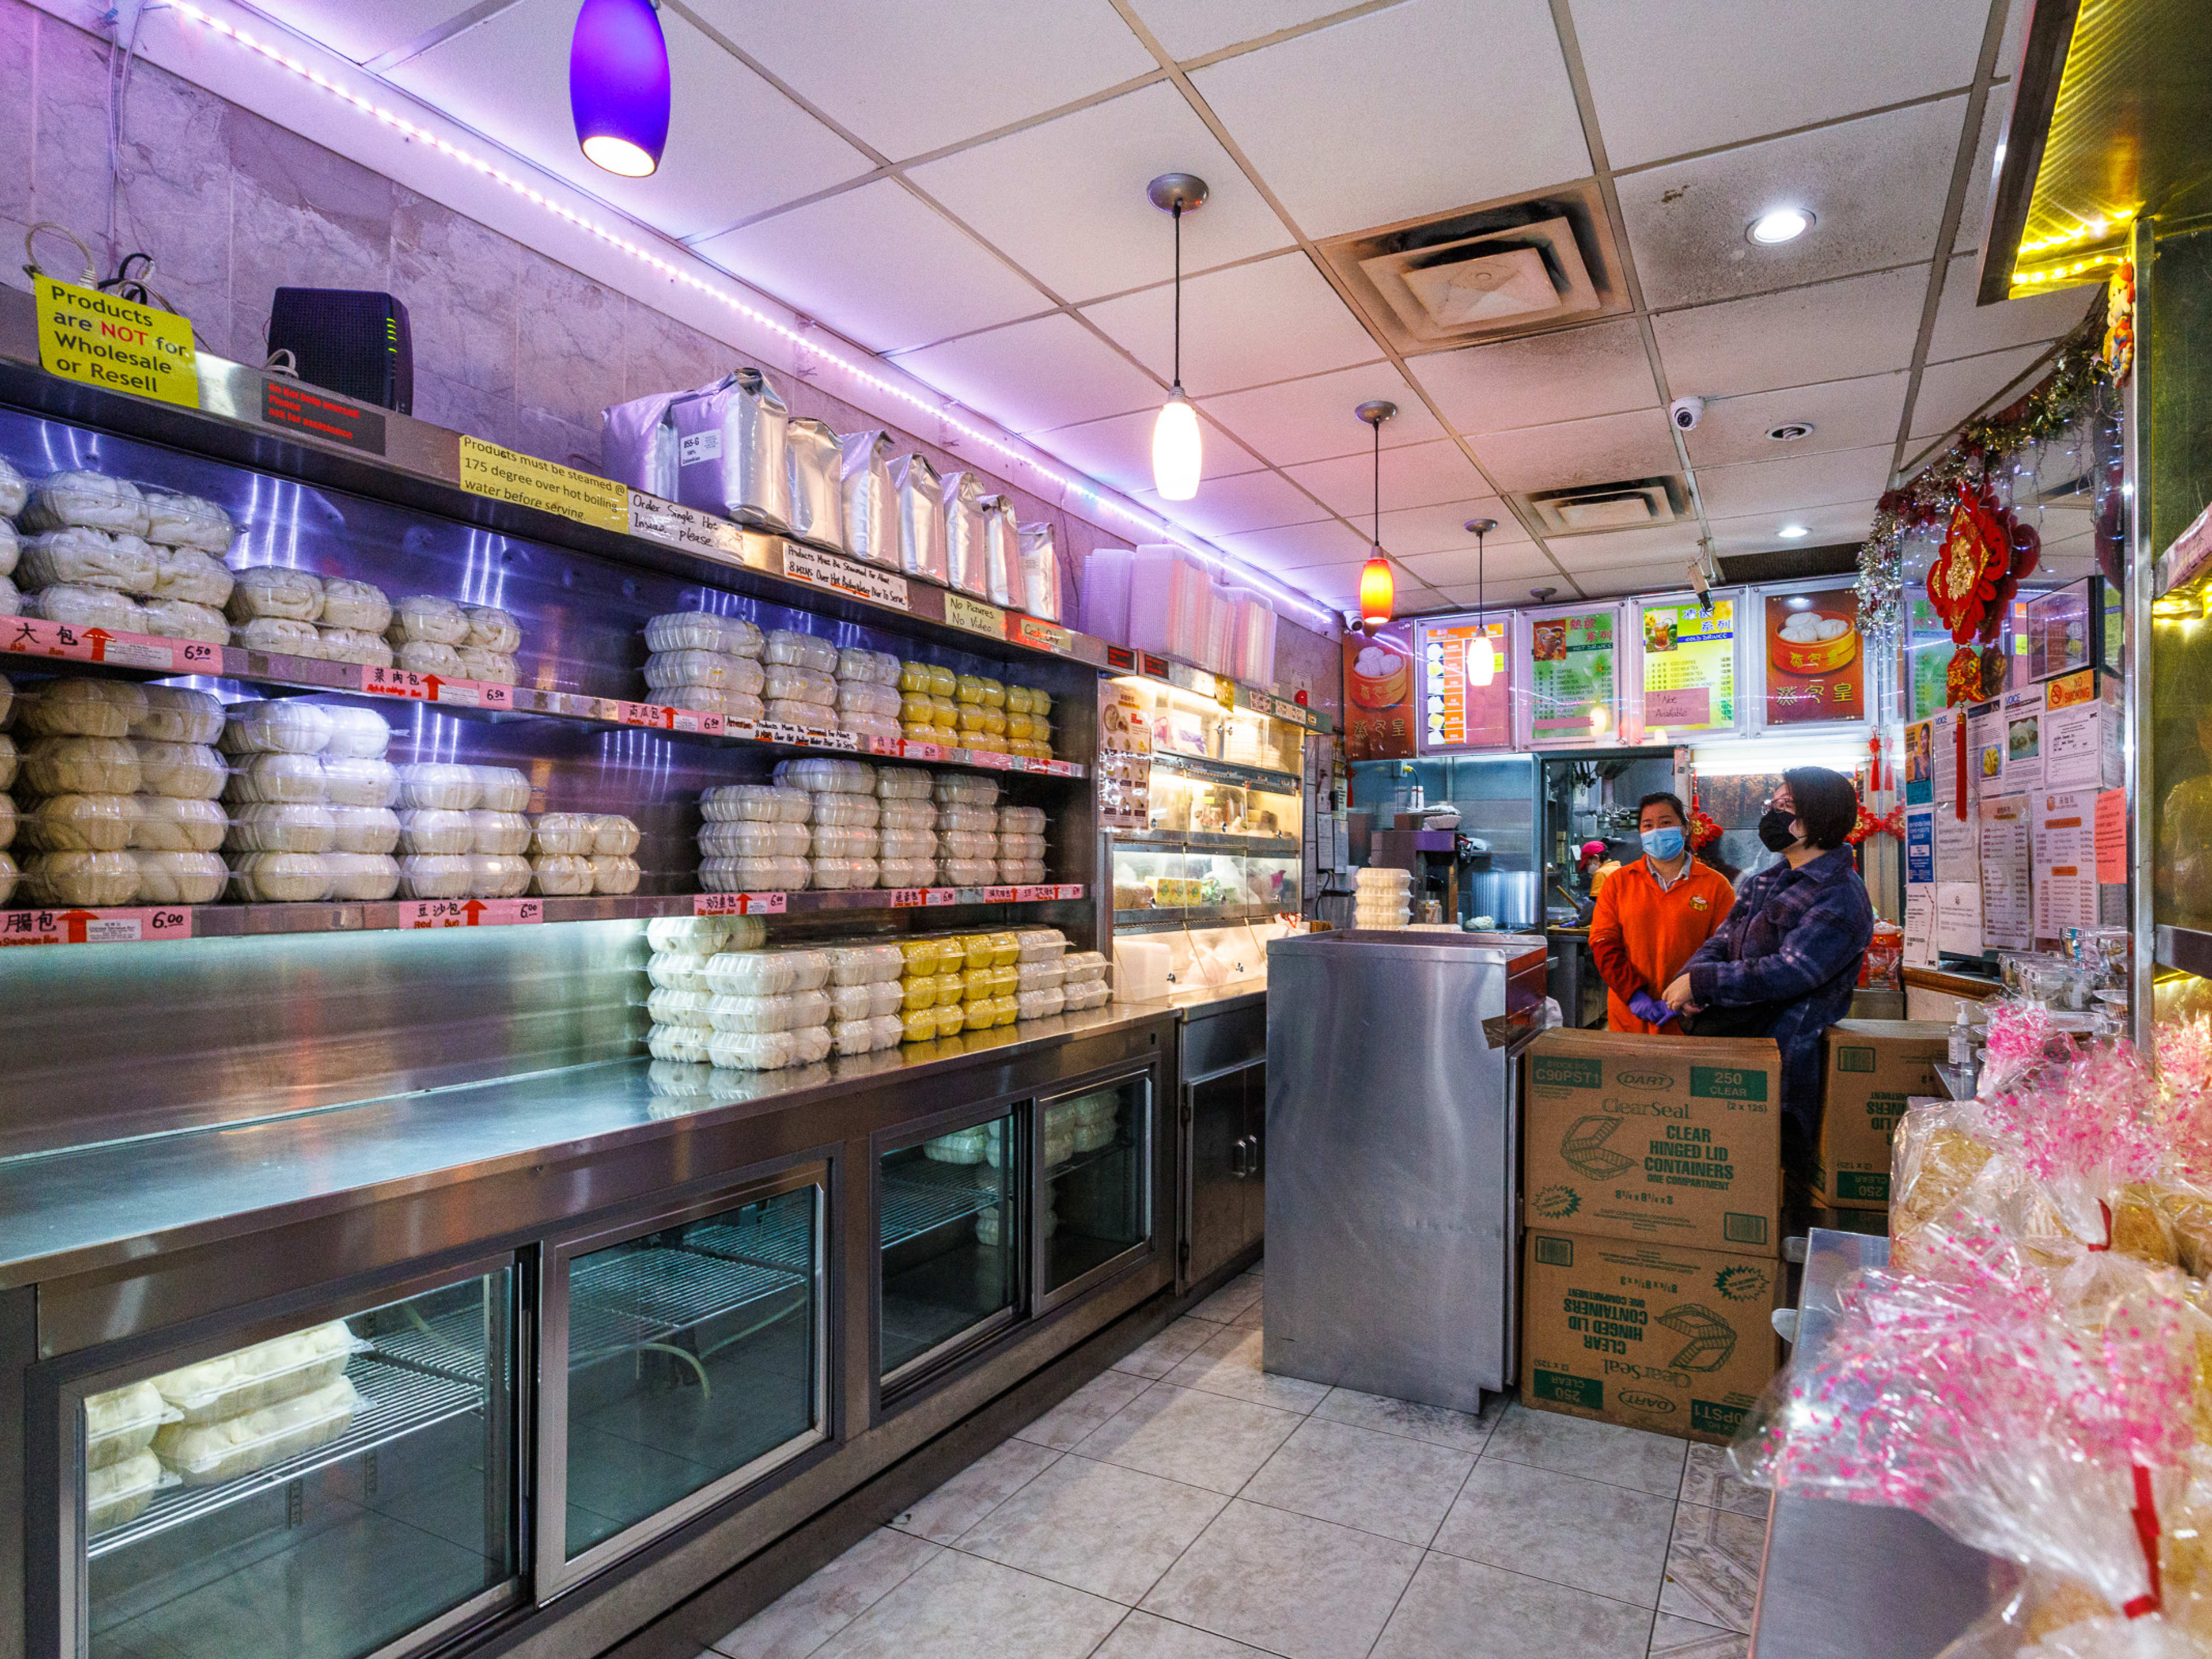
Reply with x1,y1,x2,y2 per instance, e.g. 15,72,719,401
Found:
1355,400,1396,635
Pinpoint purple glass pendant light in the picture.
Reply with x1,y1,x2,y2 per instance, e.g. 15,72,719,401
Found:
570,0,671,178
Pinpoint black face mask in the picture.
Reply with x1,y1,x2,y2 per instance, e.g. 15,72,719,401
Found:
1757,808,1800,853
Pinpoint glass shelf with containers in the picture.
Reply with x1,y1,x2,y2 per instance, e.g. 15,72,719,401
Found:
0,399,1104,951
1103,672,1308,930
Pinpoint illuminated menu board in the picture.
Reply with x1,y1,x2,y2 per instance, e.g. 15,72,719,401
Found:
1638,597,1736,733
1526,609,1618,740
1416,617,1510,751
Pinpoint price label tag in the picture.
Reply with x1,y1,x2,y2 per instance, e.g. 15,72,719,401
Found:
1013,885,1053,903
692,891,789,916
983,885,1017,904
888,888,927,908
942,593,1006,639
362,664,433,700
723,716,759,741
866,736,905,757
1009,615,1074,656
818,728,861,752
902,740,945,762
670,706,723,735
783,542,912,611
757,720,808,746
0,905,192,945
1054,883,1086,901
615,700,669,728
403,897,543,928
972,750,1012,771
0,615,186,670
1041,759,1078,777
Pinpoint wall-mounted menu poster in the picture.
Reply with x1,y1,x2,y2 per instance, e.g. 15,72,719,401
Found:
1639,596,1736,733
1527,609,1618,741
1416,616,1510,751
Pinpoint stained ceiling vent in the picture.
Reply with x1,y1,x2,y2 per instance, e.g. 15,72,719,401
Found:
1317,181,1628,352
1518,476,1686,536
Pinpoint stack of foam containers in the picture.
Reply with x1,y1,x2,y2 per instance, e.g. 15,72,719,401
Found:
834,646,903,744
7,677,229,907
875,766,937,889
761,629,839,733
933,774,997,888
774,756,878,889
1080,547,1132,644
1202,578,1236,677
640,611,765,724
703,944,835,1071
1062,949,1111,1010
1126,546,1209,662
1226,588,1278,686
995,804,1046,887
642,914,760,1065
1354,866,1414,928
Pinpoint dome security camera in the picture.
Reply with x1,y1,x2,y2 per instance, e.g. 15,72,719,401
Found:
1669,396,1706,432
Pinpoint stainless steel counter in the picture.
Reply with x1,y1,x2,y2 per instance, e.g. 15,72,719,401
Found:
1748,1229,1995,1657
0,1004,1163,1290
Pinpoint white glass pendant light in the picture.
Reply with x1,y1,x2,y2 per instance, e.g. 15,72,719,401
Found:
1147,173,1209,501
1465,517,1497,686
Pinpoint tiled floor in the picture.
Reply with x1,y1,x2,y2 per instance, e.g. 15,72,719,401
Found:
701,1266,1767,1659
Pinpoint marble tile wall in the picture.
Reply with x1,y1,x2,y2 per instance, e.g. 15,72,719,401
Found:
0,0,1341,694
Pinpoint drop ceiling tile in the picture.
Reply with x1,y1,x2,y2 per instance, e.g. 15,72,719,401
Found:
1126,0,1368,60
1200,363,1445,467
1468,408,1680,494
1706,498,1881,554
387,1,871,241
1569,0,1987,168
1616,97,1966,309
1129,469,1332,539
893,314,1165,435
1028,405,1260,495
1407,540,1559,589
1283,438,1490,516
692,180,1051,354
1408,319,1660,435
264,0,475,65
1683,371,1910,466
1571,560,1703,599
1909,343,2051,440
1953,89,2010,254
1997,0,2031,80
1544,522,1706,573
1652,267,1930,399
1376,498,1529,559
1081,253,1381,396
684,0,1159,161
1214,520,1373,570
907,82,1290,304
1185,0,1590,240
1693,445,1896,519
1925,252,2097,363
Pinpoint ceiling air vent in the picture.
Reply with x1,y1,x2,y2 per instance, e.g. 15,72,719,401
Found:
1317,181,1628,352
1519,476,1686,537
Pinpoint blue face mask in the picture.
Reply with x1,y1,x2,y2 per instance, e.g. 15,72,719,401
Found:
1642,826,1686,862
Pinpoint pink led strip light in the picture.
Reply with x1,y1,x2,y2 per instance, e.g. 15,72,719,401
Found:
165,1,1339,631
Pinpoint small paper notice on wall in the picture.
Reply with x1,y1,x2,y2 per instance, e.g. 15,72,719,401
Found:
2094,788,2127,885
1935,881,1984,958
1904,884,1936,968
1978,793,2033,952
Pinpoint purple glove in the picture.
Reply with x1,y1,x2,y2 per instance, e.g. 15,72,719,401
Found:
1629,990,1675,1027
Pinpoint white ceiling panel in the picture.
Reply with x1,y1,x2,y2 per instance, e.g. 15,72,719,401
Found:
1683,371,1910,467
1406,540,1558,590
1271,559,1370,604
1214,520,1373,570
1544,522,1706,574
1997,0,2031,81
387,2,871,241
1125,0,1366,61
1953,89,2010,255
1200,363,1446,467
1469,408,1680,494
1694,445,1896,519
1909,343,2051,441
1706,498,1881,554
908,82,1290,305
1409,319,1660,436
1572,560,1705,599
1617,98,1966,309
1128,469,1331,539
893,314,1165,435
684,0,1159,161
1081,254,1381,396
260,0,475,65
1569,0,1988,168
1283,438,1491,517
1028,404,1260,495
1925,253,2096,363
1186,0,1590,239
1652,267,1930,399
1376,497,1529,558
692,181,1051,354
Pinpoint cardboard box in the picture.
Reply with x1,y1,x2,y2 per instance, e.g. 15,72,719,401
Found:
1521,1230,1784,1445
1523,1029,1782,1257
1815,1020,1949,1210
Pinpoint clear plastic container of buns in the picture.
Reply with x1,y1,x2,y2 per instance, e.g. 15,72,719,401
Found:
702,784,811,823
86,1450,165,1533
705,946,830,995
699,820,810,859
153,1377,361,1487
700,855,810,893
762,629,837,672
646,612,762,657
707,1027,833,1071
147,1320,359,1425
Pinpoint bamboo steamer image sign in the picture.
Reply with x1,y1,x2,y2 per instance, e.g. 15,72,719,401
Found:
1764,586,1864,726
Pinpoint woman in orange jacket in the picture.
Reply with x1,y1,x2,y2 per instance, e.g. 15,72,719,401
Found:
1587,791,1736,1032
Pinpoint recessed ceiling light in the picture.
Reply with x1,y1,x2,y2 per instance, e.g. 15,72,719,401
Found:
1777,524,1810,540
1765,422,1816,442
1747,207,1814,245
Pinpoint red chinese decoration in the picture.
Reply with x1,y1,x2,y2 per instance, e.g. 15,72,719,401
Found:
1687,804,1724,850
1847,804,1907,846
1946,645,1993,704
1926,482,2014,645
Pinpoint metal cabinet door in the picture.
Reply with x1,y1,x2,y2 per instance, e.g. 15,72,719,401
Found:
1184,1068,1248,1290
1239,1062,1267,1256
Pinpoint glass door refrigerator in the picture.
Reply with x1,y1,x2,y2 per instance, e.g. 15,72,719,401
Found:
877,1104,1027,1394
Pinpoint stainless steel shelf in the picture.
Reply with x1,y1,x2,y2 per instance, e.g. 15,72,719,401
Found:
1112,831,1300,855
566,1243,810,1364
881,1158,1007,1246
1112,903,1279,929
1148,752,1302,792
